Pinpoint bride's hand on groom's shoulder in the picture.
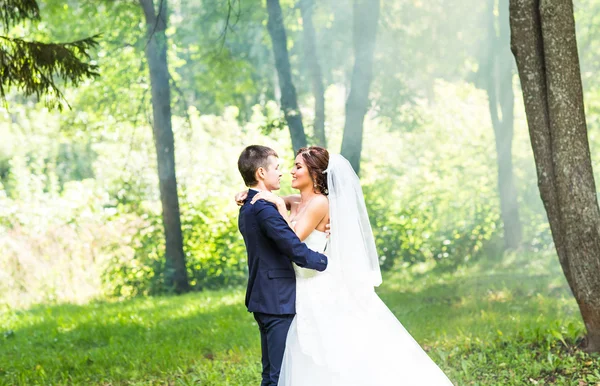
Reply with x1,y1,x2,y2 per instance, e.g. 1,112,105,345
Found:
251,191,285,208
235,190,249,206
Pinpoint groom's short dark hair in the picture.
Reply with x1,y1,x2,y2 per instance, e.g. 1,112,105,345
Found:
238,145,278,187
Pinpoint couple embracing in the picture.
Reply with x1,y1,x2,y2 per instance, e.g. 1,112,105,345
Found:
236,145,453,386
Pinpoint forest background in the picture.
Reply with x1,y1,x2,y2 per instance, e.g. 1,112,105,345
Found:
2,0,600,384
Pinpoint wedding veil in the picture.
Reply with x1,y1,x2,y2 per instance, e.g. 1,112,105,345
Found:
325,154,382,289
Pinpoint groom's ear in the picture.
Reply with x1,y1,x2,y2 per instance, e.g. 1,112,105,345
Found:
255,166,266,182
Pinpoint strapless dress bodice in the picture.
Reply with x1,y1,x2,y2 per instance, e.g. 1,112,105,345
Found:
294,227,328,278
304,230,328,253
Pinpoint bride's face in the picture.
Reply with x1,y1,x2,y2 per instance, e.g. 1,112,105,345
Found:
290,154,312,190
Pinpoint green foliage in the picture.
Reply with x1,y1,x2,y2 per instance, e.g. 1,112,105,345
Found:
95,106,293,299
364,179,500,271
181,200,247,290
171,0,274,121
0,107,96,197
0,86,298,305
103,198,247,298
1,75,552,303
255,100,287,135
356,81,537,271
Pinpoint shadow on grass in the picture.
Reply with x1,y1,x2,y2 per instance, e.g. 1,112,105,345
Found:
0,291,260,384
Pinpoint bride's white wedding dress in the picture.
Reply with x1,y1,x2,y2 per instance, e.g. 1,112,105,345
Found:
278,155,453,386
278,230,453,386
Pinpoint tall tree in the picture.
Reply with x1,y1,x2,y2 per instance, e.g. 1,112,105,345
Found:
511,0,600,352
340,0,380,175
299,0,326,147
0,0,98,109
266,0,307,152
140,0,189,293
483,0,523,249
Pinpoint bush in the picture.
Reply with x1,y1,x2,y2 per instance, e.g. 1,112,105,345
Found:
364,178,500,271
102,197,247,298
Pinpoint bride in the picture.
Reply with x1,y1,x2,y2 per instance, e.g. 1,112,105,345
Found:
239,146,453,385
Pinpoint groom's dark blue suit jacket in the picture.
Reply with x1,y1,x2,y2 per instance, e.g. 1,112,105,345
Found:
239,189,328,315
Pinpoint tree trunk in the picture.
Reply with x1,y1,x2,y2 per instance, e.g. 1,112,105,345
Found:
340,0,380,175
299,0,326,147
491,0,523,249
140,0,189,293
511,0,600,352
266,0,307,153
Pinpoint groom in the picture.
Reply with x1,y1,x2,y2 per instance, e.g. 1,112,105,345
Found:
237,145,328,386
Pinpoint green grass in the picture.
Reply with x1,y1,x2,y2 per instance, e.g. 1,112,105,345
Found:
1,252,599,385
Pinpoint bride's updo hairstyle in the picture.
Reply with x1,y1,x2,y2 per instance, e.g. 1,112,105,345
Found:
297,146,329,195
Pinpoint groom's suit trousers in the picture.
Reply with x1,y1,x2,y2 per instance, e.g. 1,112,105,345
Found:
254,312,294,386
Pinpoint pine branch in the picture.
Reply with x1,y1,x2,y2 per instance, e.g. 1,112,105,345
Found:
1,0,39,31
0,34,100,109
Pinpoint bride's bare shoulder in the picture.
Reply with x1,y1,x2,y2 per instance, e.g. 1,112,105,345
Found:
316,194,329,203
310,194,329,210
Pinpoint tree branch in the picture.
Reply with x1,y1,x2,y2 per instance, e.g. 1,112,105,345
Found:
1,0,39,31
0,35,100,109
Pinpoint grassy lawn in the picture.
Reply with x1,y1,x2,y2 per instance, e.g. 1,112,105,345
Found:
1,252,599,385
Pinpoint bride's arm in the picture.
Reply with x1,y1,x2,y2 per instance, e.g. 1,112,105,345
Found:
282,194,301,210
251,191,294,229
235,190,299,210
251,193,328,241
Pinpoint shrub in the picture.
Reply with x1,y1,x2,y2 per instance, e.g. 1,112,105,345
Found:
364,178,500,271
102,198,247,298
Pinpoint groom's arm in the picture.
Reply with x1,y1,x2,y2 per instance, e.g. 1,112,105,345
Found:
254,201,328,271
